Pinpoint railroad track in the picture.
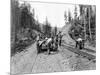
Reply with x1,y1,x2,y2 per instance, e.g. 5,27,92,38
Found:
62,44,96,61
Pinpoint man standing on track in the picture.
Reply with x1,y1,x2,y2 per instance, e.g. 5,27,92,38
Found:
75,36,84,49
59,32,63,46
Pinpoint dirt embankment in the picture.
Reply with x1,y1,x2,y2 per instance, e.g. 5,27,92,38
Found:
11,43,37,74
61,23,75,47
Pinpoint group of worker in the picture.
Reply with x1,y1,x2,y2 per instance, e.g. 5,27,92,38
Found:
36,31,84,54
36,31,63,54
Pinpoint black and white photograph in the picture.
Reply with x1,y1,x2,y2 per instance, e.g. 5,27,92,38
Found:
11,0,96,74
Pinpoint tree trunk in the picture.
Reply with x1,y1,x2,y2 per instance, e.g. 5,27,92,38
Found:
84,13,86,40
88,7,92,40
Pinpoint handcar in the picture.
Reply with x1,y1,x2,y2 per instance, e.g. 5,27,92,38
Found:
37,37,58,54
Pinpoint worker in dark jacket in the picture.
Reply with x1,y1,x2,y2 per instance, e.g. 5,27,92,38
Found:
75,36,84,49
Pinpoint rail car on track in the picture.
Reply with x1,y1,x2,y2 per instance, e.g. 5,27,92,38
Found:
36,36,59,54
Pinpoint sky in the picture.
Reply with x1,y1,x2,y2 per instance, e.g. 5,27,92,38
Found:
19,0,80,28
